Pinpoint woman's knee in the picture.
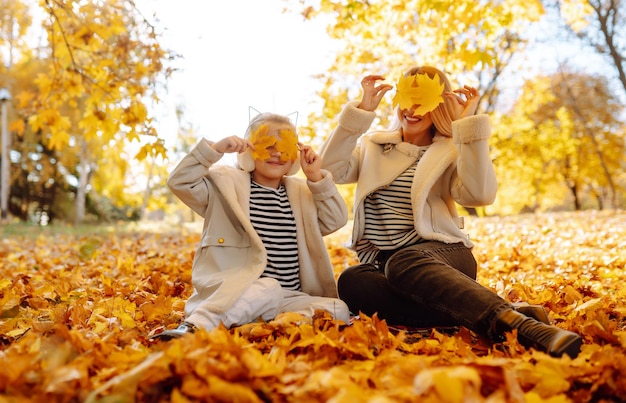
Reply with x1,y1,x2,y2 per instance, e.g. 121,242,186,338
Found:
384,248,425,284
337,264,379,295
385,243,477,283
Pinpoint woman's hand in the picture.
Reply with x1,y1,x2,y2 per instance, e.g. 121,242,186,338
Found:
358,75,394,112
445,85,480,120
212,135,253,154
299,143,323,182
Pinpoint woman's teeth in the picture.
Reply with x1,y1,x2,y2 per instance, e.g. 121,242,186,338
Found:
405,115,422,122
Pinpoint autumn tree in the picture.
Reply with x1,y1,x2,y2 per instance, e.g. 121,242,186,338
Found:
165,105,201,223
555,0,626,100
0,0,175,223
288,0,544,128
491,67,625,212
286,0,545,216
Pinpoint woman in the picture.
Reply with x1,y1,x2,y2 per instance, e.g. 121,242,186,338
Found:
320,66,582,358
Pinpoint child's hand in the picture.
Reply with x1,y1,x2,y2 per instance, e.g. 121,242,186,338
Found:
299,143,323,182
212,136,253,154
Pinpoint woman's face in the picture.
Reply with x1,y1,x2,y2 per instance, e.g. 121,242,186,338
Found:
397,105,433,139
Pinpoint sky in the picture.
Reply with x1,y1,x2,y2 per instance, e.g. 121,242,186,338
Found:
140,0,338,147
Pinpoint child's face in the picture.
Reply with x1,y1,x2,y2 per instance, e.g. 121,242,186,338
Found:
250,122,298,188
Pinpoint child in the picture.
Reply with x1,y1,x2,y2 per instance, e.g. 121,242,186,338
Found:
153,112,350,340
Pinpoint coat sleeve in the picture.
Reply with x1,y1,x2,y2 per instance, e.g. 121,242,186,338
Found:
450,114,498,207
307,170,349,236
320,101,376,184
167,139,225,216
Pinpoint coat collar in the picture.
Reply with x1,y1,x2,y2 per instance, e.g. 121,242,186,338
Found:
364,130,458,208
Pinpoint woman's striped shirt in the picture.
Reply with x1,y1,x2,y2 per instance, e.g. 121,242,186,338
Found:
356,145,428,264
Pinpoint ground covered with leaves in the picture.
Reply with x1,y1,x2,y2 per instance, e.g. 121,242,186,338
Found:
1,210,626,402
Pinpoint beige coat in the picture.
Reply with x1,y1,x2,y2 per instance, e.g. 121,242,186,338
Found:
320,101,498,249
168,139,348,314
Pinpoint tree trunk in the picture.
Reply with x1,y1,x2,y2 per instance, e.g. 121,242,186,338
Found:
75,138,90,225
140,156,155,220
569,183,581,211
0,101,9,221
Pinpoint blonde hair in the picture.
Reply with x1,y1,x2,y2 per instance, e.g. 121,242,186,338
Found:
244,112,295,139
237,112,300,175
390,66,456,138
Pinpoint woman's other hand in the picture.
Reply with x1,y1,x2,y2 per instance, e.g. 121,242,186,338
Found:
358,75,394,112
445,85,480,120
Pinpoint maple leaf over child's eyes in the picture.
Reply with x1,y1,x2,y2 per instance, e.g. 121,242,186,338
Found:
275,129,298,162
249,124,276,161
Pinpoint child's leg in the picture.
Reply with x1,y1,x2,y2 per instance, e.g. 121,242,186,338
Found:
280,289,351,323
186,277,284,330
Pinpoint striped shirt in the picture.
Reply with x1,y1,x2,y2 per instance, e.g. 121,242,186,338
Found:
249,180,301,290
356,145,428,264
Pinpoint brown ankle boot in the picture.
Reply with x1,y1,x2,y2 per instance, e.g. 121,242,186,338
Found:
513,303,551,324
495,309,582,358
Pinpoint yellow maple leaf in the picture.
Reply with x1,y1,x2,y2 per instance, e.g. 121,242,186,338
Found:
392,72,444,115
249,124,275,161
392,73,418,111
249,125,298,162
275,128,298,162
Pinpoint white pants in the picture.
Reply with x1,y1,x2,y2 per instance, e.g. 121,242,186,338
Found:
186,277,351,331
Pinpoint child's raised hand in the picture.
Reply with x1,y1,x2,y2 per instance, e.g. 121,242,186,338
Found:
298,143,323,182
212,136,253,154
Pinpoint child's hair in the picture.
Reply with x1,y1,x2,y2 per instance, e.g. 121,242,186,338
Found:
245,112,295,138
237,112,300,175
388,66,456,138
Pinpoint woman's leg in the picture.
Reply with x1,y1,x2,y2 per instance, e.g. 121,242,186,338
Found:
384,241,510,338
337,262,460,328
385,241,582,357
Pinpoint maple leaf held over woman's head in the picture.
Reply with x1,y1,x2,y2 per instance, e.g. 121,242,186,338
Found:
392,72,445,115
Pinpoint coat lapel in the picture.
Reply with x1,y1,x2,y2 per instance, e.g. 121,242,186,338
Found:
209,168,260,247
411,136,458,209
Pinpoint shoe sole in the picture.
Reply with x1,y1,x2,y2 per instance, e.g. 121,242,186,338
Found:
550,334,583,358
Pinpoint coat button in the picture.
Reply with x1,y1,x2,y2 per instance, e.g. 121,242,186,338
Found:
218,238,224,244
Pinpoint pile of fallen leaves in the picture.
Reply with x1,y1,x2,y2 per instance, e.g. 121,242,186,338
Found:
1,210,626,402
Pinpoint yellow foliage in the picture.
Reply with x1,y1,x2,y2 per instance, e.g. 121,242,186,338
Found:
4,0,173,164
559,0,593,31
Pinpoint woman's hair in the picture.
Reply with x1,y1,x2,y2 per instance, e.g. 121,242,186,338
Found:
389,66,456,138
237,112,300,175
